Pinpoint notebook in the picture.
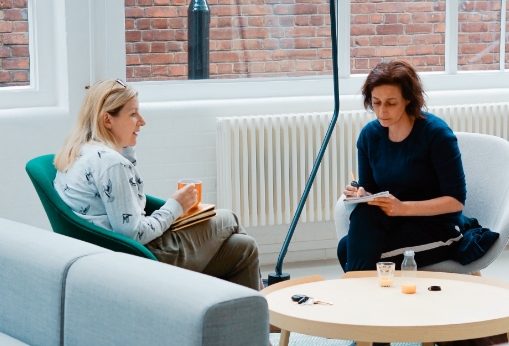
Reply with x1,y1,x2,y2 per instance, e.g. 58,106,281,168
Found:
170,204,216,232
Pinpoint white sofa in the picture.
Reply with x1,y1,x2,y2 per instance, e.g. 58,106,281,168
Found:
0,218,269,346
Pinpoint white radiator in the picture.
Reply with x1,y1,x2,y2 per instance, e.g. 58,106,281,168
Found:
216,102,509,227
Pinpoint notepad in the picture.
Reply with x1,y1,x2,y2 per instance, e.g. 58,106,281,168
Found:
343,191,390,205
170,204,216,232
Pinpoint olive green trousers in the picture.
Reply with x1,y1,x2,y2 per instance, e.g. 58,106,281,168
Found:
146,209,260,290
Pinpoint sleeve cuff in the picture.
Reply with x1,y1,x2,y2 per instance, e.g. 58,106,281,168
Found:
161,198,183,220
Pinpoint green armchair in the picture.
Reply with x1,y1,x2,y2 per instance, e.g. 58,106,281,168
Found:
25,154,164,261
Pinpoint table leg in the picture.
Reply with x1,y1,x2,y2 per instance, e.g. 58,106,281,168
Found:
423,343,434,346
356,342,372,346
278,329,290,346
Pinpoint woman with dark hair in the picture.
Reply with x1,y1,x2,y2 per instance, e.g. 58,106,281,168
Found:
337,60,466,272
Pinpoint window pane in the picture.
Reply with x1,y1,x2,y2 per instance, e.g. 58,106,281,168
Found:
458,0,501,71
351,0,446,74
0,0,29,87
124,0,332,81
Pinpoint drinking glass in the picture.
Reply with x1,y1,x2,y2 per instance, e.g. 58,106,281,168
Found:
377,262,395,287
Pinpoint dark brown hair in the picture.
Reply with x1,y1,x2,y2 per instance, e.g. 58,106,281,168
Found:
362,60,426,119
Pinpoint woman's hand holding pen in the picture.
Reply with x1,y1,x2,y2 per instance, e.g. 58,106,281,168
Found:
343,185,368,198
345,171,369,198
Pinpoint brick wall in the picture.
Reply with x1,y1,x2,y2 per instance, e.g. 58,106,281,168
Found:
0,1,505,85
125,0,507,81
350,0,446,74
0,0,29,87
125,0,332,81
458,0,501,71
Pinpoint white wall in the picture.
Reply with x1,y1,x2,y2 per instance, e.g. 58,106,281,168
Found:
2,0,509,267
5,89,509,267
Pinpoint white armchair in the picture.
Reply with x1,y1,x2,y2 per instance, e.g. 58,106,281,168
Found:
334,132,509,274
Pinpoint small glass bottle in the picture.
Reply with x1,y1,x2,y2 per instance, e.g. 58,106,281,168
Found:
401,250,417,279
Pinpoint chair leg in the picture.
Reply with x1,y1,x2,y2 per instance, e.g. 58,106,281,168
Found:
471,271,482,276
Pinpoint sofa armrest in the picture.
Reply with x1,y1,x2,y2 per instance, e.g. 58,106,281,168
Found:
63,253,269,346
0,333,29,346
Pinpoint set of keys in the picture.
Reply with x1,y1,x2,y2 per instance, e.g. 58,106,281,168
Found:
291,294,333,305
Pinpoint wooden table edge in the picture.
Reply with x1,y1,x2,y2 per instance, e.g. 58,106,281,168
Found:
266,272,509,344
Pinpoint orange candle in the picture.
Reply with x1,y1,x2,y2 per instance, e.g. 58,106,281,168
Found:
401,282,416,294
379,278,393,287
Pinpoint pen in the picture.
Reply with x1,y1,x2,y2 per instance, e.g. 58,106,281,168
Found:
350,172,359,197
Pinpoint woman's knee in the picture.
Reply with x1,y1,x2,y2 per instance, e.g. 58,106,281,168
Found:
211,209,247,235
349,204,388,236
227,234,259,260
337,236,348,271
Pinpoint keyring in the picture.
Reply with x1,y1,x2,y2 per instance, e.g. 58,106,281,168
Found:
428,286,441,291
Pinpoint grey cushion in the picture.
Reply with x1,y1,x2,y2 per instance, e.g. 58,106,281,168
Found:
0,332,29,346
422,132,509,273
335,132,509,274
63,252,269,346
0,218,110,346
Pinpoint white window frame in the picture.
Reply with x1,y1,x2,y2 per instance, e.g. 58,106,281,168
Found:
0,0,69,116
126,0,509,105
0,0,127,118
1,0,508,116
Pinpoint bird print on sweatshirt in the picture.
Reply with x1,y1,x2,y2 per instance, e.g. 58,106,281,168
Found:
123,213,132,224
54,143,181,245
85,172,94,184
103,179,115,203
79,205,90,215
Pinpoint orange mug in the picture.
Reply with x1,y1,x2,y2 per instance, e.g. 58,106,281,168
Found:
177,179,202,209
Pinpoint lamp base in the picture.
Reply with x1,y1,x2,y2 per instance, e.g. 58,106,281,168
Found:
267,272,290,286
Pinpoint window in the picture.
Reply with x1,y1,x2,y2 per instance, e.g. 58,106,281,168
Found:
124,0,332,81
0,0,30,87
0,0,69,114
119,0,509,105
350,0,446,74
458,0,501,71
506,0,509,69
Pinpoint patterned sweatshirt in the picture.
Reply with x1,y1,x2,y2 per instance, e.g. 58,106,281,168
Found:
54,142,182,245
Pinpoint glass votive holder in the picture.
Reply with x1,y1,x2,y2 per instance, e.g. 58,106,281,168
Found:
377,262,395,287
401,282,417,294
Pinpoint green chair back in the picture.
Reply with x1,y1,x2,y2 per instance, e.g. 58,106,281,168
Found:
25,154,159,261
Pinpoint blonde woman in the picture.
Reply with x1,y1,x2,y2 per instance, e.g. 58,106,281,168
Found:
54,79,261,290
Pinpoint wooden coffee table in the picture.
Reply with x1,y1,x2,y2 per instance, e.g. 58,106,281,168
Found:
262,271,509,346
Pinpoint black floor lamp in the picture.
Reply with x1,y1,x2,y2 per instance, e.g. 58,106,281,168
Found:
267,0,341,285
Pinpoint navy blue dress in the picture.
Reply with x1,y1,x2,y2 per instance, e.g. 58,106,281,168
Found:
338,112,467,271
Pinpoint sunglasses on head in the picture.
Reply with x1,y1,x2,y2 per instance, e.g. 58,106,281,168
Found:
99,79,127,111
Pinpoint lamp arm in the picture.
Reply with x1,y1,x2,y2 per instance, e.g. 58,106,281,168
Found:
271,0,341,280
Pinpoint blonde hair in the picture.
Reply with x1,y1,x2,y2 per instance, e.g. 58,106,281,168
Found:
54,79,138,172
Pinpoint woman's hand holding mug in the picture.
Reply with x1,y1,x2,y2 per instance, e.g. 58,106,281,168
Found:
172,183,199,213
